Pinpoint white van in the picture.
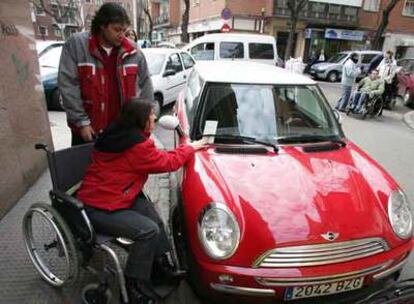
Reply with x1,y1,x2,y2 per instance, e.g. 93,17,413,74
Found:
183,33,278,65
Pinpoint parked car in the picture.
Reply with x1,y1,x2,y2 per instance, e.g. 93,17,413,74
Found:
38,43,63,111
396,58,414,107
183,33,278,65
161,61,412,303
141,48,196,116
310,51,383,82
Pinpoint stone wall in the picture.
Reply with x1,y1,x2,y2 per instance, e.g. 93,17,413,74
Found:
0,0,53,218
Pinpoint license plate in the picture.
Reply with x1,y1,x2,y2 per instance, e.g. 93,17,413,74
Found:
284,277,364,301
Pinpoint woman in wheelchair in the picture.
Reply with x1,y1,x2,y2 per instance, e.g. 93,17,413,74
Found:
77,98,207,303
348,69,384,114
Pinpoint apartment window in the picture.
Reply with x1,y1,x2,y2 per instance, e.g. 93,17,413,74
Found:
403,0,414,16
276,0,288,8
39,26,48,37
193,0,200,6
34,5,45,15
364,0,380,11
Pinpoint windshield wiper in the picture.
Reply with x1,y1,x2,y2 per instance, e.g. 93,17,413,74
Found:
276,134,346,147
203,134,278,152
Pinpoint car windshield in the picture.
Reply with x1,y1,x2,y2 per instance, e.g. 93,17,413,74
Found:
327,53,347,63
38,46,62,68
198,83,342,144
142,52,165,75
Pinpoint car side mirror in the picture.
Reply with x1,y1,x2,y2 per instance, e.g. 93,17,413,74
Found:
163,69,176,77
158,115,185,137
333,110,343,124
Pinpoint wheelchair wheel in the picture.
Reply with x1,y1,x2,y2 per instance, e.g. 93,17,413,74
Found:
371,97,384,117
22,202,80,287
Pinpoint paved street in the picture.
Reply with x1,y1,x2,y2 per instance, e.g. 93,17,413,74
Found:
0,80,413,303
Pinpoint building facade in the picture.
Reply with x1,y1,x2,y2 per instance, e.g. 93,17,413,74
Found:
30,0,135,41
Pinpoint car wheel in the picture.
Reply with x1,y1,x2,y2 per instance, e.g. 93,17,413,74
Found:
50,89,64,111
154,94,163,119
388,97,397,110
327,71,339,82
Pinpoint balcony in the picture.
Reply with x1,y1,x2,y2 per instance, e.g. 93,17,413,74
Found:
154,12,170,27
273,1,359,26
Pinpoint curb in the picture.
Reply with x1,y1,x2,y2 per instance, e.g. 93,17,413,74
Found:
403,111,414,130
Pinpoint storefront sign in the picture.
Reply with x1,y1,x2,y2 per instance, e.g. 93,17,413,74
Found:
325,28,365,41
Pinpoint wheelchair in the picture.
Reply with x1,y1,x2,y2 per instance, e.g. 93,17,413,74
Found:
22,143,137,304
346,92,384,119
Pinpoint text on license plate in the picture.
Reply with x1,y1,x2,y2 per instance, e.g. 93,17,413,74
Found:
284,277,364,300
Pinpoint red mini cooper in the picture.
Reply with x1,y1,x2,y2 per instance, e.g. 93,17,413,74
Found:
159,61,413,303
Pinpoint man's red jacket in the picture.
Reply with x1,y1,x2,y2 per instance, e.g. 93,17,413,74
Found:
77,124,195,211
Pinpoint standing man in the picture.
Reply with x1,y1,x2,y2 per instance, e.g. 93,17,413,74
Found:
378,50,397,108
336,52,361,111
58,2,153,146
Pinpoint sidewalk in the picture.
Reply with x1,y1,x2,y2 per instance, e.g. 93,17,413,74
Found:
403,110,414,130
0,122,199,303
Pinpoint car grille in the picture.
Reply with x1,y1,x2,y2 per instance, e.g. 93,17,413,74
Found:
253,237,388,268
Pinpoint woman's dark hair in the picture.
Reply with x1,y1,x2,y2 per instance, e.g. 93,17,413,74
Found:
118,98,154,130
126,29,138,42
91,2,130,34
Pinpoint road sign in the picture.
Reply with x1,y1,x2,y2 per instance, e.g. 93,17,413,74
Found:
220,23,231,33
221,7,232,20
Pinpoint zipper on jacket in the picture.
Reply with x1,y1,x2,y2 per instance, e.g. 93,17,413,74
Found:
123,181,135,195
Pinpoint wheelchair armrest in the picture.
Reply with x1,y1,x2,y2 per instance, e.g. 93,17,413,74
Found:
50,189,84,210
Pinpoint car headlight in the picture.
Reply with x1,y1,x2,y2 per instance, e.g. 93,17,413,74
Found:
388,190,413,239
198,202,240,260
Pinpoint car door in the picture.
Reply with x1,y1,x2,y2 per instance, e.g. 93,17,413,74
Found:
360,53,378,76
164,52,186,104
179,52,196,79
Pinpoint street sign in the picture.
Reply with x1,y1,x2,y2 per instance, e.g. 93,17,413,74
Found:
221,7,232,20
220,23,231,33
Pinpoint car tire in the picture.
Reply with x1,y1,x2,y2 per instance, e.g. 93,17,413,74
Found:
403,90,413,107
327,71,339,82
154,94,163,119
49,89,64,111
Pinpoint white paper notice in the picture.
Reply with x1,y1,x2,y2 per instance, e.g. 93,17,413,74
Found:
203,120,218,144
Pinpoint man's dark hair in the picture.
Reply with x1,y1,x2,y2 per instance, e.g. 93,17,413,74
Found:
91,2,130,34
118,98,154,130
350,52,359,60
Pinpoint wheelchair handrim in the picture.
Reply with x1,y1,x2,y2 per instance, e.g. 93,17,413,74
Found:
23,207,72,287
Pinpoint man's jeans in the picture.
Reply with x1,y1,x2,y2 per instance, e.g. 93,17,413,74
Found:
351,92,369,112
336,85,353,110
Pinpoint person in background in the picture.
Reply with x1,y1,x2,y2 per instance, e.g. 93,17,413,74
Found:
126,28,138,42
348,69,384,114
77,98,208,304
318,49,326,62
336,52,361,111
378,50,398,107
58,2,153,146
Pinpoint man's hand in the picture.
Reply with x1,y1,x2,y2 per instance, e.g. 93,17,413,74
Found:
79,126,95,142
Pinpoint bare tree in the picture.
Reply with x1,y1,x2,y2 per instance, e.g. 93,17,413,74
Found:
31,0,80,39
143,1,153,43
285,0,307,60
181,0,190,43
372,0,400,50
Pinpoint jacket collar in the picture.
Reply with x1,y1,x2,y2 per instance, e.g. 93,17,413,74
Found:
88,33,137,62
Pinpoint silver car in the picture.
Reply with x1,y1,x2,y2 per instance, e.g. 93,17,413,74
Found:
310,51,383,82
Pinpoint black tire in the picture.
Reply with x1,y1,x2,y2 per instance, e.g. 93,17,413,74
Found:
371,97,384,117
22,202,80,287
327,71,339,82
81,283,112,304
403,90,414,107
49,89,64,111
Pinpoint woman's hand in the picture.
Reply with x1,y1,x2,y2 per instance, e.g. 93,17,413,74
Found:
189,137,209,150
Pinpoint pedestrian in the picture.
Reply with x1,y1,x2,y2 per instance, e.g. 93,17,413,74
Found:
58,2,153,146
318,49,325,62
77,98,207,303
126,28,138,42
348,69,384,114
378,50,397,107
336,52,361,111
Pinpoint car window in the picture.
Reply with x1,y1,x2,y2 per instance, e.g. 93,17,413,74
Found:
361,54,377,64
142,52,165,76
327,53,347,63
190,43,215,60
198,84,340,141
186,70,203,121
219,42,244,59
180,52,195,69
249,43,274,59
166,53,183,73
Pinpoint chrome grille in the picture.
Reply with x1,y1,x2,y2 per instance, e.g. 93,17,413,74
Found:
253,237,388,268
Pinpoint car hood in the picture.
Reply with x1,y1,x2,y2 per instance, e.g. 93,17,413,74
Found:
312,62,339,70
198,143,397,249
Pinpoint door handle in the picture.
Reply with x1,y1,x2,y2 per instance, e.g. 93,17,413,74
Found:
183,75,187,79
